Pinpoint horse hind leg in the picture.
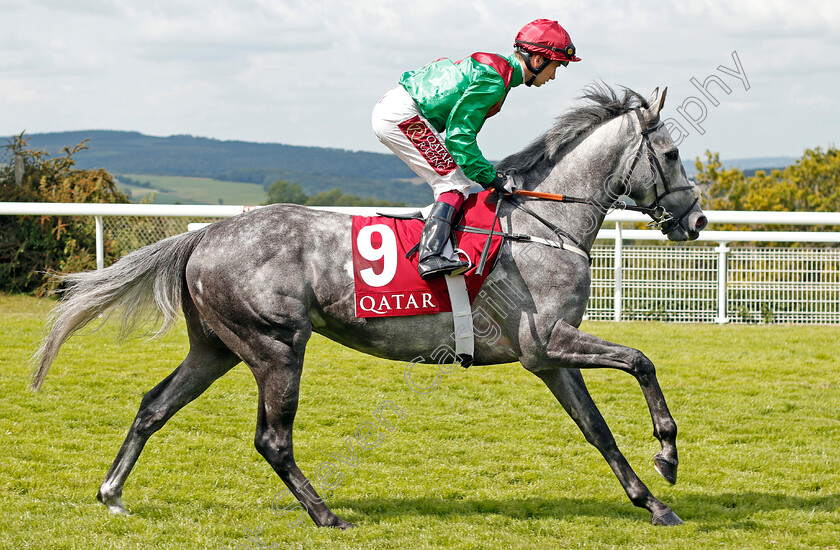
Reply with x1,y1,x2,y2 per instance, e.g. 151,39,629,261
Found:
242,330,354,529
203,293,354,528
96,340,239,514
535,368,683,526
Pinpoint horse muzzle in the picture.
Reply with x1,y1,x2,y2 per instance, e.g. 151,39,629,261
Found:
666,211,707,241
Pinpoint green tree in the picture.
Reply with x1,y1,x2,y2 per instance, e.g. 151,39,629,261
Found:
694,146,840,236
304,188,404,207
264,179,308,205
696,147,840,212
263,178,405,207
0,133,130,295
694,150,749,211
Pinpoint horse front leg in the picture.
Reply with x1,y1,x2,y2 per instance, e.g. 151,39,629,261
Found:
538,319,679,484
522,319,682,525
534,367,682,526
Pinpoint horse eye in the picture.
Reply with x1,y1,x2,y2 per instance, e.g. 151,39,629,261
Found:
664,150,679,162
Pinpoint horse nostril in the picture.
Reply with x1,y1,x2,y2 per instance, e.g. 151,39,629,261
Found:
696,216,708,231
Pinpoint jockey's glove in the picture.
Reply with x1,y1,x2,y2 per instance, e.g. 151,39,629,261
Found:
487,172,517,194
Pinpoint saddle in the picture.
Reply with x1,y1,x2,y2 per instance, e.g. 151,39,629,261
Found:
351,191,504,319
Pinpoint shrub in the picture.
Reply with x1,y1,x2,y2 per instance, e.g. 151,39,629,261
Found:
0,133,129,295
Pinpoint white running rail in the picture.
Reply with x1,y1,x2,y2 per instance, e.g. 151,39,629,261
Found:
3,202,840,324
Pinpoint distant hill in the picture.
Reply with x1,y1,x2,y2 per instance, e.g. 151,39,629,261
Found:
19,130,434,205
13,130,796,204
724,157,798,170
682,156,796,177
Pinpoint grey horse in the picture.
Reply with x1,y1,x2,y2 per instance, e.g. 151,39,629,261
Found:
31,84,707,528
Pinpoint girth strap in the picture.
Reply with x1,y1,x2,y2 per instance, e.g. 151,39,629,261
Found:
456,225,590,263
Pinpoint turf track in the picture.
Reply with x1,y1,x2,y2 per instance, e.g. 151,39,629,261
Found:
1,294,838,549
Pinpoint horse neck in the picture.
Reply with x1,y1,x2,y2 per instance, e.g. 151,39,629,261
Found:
527,116,636,251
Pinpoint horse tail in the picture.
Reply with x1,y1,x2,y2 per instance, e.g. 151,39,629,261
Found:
30,227,209,391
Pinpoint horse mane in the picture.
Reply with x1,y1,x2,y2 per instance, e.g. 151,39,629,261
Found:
497,83,649,174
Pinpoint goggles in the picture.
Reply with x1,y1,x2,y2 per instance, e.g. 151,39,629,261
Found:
516,40,576,61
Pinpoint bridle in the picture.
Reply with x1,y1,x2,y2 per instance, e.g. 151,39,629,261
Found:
509,107,699,236
470,107,701,273
616,108,698,233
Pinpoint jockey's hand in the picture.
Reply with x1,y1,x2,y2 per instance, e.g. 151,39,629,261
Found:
487,172,517,194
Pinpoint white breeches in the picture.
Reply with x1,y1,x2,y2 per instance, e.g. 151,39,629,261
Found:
372,86,473,200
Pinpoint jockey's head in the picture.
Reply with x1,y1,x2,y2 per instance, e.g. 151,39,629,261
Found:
514,19,581,87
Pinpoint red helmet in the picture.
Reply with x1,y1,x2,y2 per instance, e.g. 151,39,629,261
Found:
514,19,580,63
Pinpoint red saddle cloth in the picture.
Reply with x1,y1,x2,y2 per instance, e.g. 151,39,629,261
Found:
352,191,504,318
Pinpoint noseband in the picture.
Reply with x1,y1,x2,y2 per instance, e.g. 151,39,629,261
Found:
616,109,698,233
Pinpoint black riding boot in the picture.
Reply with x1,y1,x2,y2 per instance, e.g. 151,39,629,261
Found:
417,202,469,280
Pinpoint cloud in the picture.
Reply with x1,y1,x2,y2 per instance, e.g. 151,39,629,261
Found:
0,0,837,161
672,0,839,31
793,95,832,106
789,83,834,107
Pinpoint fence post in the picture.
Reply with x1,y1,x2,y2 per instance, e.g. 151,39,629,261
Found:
14,154,24,186
714,241,730,324
614,222,623,321
95,215,104,270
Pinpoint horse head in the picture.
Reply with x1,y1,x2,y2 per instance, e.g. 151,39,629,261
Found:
621,87,708,241
498,84,707,246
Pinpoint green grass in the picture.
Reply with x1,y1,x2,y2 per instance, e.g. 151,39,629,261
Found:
1,294,838,549
118,174,267,206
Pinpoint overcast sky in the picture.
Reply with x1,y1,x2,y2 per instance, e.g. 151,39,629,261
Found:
1,0,837,164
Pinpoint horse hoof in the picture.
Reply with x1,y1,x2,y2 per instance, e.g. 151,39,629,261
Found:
97,490,128,515
331,520,356,530
652,510,684,526
102,499,129,515
653,453,678,485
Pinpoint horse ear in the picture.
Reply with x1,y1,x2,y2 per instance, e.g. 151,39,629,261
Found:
658,87,668,111
646,87,660,109
645,86,667,125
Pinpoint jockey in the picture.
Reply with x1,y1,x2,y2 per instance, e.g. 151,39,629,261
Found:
372,19,581,280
